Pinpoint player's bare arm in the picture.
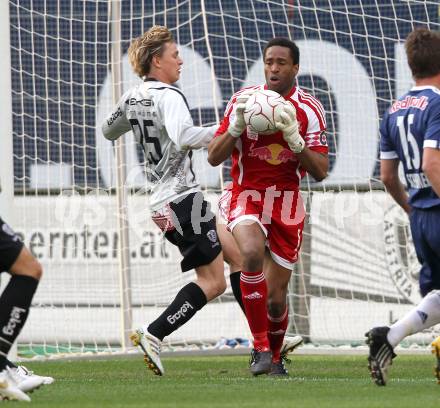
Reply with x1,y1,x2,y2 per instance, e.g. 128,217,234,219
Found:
422,147,440,198
207,132,237,166
380,158,411,214
295,148,328,182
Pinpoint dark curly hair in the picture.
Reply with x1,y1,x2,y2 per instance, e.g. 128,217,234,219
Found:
263,37,300,65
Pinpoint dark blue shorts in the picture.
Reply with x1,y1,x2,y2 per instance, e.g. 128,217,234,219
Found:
409,207,440,296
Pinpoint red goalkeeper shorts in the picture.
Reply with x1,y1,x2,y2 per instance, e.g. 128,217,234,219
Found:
221,184,305,269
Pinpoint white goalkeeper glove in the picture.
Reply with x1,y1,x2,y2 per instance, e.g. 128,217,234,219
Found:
227,90,254,138
275,104,305,154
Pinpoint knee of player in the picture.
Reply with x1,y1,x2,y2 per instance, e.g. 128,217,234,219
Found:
26,258,43,280
228,262,243,274
240,247,264,272
11,252,43,281
267,299,286,317
223,250,243,271
212,276,227,297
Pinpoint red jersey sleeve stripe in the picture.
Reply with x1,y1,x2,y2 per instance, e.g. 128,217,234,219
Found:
215,116,230,137
298,88,326,120
297,90,326,129
299,96,327,130
224,97,235,118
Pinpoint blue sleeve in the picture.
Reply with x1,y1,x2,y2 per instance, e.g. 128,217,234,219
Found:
424,96,440,149
379,111,398,159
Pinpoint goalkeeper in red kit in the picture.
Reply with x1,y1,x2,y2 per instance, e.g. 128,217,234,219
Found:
208,38,328,375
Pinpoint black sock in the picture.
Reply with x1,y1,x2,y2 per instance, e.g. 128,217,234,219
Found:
0,358,17,371
5,359,17,368
148,282,207,341
0,356,6,370
0,275,39,367
230,271,245,314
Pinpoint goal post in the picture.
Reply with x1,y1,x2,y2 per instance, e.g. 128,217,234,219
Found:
0,0,14,220
0,0,18,362
5,0,440,358
110,0,133,352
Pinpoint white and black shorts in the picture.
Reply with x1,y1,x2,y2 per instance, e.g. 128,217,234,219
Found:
153,192,222,272
0,217,24,272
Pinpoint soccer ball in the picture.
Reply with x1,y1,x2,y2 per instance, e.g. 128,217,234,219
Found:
243,89,287,134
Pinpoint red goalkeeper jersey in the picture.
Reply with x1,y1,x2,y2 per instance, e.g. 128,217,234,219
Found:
215,84,328,191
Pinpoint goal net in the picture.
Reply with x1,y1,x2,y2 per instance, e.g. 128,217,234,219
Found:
4,0,439,357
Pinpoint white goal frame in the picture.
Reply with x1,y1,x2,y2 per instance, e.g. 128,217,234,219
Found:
4,0,440,358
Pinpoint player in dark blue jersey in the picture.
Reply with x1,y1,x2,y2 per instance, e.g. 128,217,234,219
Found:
366,28,440,386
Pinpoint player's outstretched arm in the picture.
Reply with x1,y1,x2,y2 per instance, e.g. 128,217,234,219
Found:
380,158,411,214
102,93,132,141
422,147,440,198
161,89,218,150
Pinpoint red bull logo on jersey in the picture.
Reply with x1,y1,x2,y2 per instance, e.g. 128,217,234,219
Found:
248,142,296,165
389,95,428,113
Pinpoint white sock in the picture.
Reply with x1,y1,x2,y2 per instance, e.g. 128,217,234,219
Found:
387,290,440,348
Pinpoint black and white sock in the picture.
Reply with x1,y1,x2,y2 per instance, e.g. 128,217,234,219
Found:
148,282,207,341
229,271,245,314
0,275,39,370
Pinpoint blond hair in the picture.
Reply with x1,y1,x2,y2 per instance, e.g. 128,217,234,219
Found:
128,25,174,78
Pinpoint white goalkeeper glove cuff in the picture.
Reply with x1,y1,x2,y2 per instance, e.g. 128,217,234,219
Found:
227,90,254,138
286,132,305,153
227,116,245,138
275,104,305,154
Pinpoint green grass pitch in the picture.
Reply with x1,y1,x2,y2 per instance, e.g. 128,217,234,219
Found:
18,354,439,407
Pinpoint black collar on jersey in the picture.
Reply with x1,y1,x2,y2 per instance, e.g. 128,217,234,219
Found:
141,78,190,111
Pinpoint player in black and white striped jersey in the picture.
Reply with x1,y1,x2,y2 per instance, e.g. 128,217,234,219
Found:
102,25,228,376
